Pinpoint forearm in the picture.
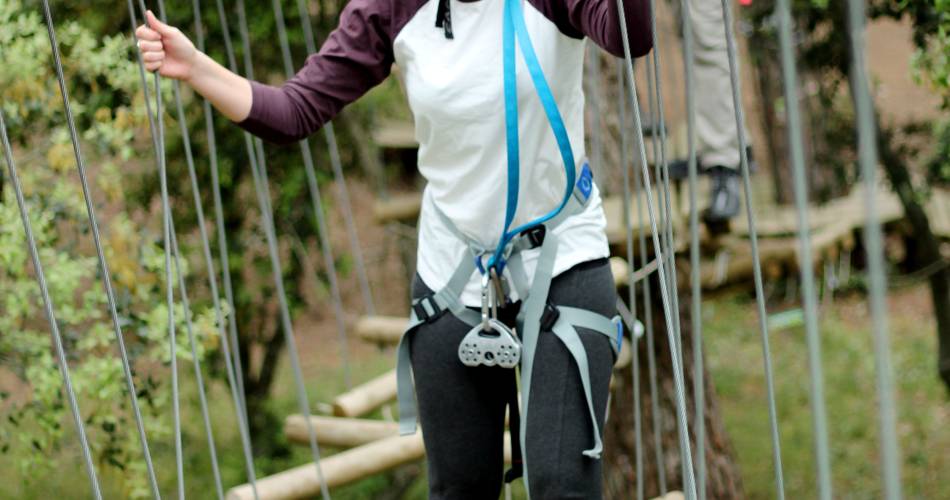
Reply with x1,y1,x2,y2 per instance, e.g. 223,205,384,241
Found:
186,51,253,123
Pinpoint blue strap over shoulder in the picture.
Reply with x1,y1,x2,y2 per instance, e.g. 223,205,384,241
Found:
488,0,578,272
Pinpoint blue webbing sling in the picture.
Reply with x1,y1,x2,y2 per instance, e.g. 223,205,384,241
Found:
486,0,578,273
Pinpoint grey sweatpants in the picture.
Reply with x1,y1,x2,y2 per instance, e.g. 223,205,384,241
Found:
409,258,617,499
691,0,747,169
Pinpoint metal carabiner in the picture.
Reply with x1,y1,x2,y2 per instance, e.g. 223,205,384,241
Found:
481,272,492,331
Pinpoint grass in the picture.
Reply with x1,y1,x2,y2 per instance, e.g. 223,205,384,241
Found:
705,284,949,499
1,283,947,499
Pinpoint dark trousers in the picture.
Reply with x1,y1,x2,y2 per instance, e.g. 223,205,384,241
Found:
409,258,617,499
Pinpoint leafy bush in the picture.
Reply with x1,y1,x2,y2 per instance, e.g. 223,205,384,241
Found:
1,2,217,497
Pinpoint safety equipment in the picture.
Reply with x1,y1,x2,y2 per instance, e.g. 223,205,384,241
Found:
397,1,626,496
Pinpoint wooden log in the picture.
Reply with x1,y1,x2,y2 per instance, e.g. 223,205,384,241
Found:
354,315,407,345
610,256,630,288
614,337,633,370
227,433,425,500
651,492,685,500
372,119,417,149
332,370,398,418
284,415,400,448
227,431,515,500
372,193,422,224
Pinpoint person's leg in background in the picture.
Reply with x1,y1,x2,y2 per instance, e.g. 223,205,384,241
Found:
525,258,618,499
409,276,511,500
691,0,748,223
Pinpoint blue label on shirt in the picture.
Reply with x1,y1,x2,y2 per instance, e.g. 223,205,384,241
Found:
576,162,593,201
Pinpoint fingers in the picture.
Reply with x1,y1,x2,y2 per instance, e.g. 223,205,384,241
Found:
145,10,176,36
135,24,160,41
144,61,163,72
137,40,163,52
141,50,165,63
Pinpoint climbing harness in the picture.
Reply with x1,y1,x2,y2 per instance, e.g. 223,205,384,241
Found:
398,0,624,494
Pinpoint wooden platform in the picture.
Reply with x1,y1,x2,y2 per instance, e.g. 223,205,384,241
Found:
374,185,950,291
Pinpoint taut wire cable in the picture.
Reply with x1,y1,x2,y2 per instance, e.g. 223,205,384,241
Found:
270,0,352,390
231,1,331,496
676,0,707,496
617,59,644,500
169,222,225,500
0,106,103,500
616,0,698,497
39,2,162,497
642,39,668,496
717,0,786,497
174,0,261,493
775,0,834,497
132,1,184,496
208,0,253,437
846,0,903,496
292,0,375,317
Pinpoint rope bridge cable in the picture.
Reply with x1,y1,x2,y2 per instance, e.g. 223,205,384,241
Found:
128,1,261,496
642,38,668,496
615,0,698,498
846,0,903,496
617,58,644,500
287,0,377,317
0,108,103,500
645,0,684,372
292,0,376,318
169,221,225,500
131,1,184,496
717,0,786,497
676,0,707,496
645,6,688,483
775,0,835,497
207,0,253,443
229,1,332,496
269,0,353,391
145,0,261,495
38,2,163,497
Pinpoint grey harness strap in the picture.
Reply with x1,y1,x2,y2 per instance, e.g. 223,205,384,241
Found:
396,170,623,497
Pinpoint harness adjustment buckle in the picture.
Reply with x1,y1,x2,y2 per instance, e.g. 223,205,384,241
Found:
521,225,546,249
540,302,560,331
412,294,440,323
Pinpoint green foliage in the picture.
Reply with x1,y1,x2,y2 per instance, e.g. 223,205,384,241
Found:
0,2,217,497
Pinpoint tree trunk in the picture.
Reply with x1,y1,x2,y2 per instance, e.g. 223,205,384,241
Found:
876,122,950,392
604,271,745,499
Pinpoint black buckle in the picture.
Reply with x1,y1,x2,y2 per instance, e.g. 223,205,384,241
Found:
540,303,560,331
413,294,441,323
520,225,546,249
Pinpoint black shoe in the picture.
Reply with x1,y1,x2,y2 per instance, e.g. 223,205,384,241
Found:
703,166,741,223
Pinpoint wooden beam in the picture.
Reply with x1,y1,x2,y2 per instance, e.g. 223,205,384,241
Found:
372,193,421,224
354,315,407,345
332,370,397,418
227,431,515,500
284,415,400,448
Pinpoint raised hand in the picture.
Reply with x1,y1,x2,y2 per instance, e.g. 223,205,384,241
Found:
134,10,197,81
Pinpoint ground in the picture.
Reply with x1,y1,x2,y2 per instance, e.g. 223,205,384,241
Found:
2,274,946,499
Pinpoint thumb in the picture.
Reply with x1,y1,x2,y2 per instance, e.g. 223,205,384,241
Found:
146,10,175,36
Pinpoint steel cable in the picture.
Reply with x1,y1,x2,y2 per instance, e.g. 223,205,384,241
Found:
775,0,834,497
0,105,103,500
717,0,786,497
616,0,698,497
39,2,162,496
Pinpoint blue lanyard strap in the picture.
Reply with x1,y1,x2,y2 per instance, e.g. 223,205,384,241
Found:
487,0,577,272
